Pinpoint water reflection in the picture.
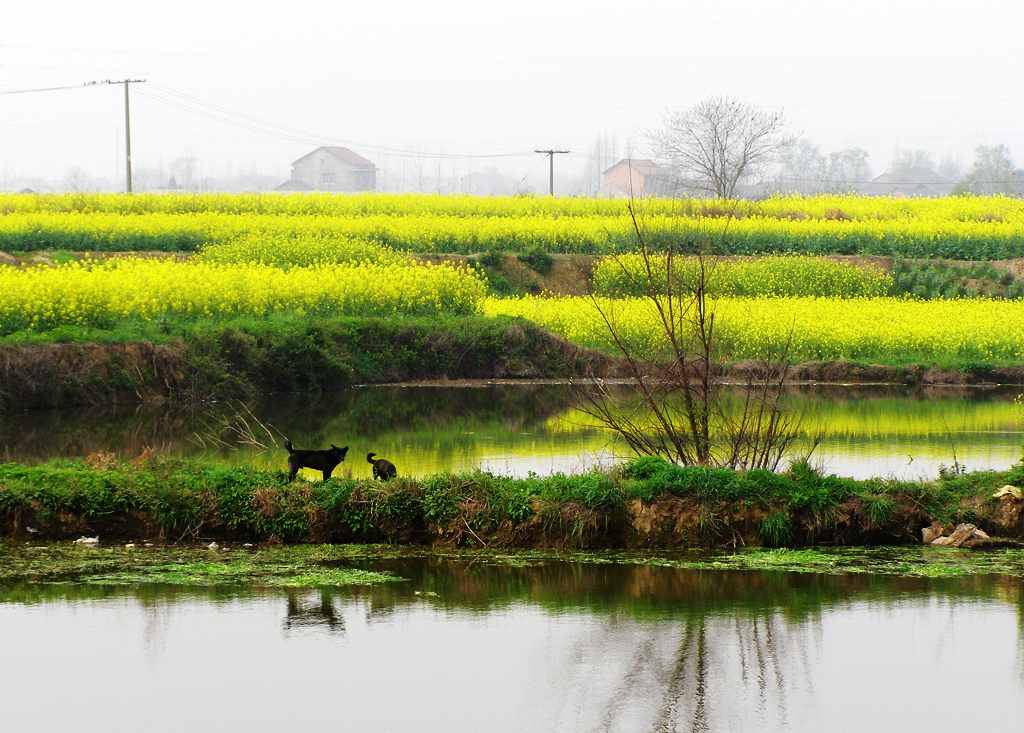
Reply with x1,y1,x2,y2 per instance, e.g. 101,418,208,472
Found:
0,383,1021,479
1,559,1022,732
284,589,345,634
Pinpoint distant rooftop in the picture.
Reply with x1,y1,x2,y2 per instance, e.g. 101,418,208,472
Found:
871,167,952,185
602,158,664,176
292,146,376,170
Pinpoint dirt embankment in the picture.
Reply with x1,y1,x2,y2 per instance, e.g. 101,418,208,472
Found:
3,323,1024,412
0,319,620,411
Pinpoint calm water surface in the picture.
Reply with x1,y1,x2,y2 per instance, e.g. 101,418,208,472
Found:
0,382,1022,480
2,557,1022,732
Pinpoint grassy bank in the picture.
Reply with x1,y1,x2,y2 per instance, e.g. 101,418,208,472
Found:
2,456,1021,548
4,312,1024,412
0,315,614,410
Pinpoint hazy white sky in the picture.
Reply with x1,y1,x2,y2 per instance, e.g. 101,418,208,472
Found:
1,0,1021,186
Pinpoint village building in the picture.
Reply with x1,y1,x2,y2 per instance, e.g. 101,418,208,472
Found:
862,167,956,197
601,158,677,197
277,146,377,192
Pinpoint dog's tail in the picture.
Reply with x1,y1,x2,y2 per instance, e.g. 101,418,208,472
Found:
366,452,376,463
284,438,294,453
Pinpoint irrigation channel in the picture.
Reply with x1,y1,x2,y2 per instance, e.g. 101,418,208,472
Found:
2,550,1023,731
4,382,1024,730
1,382,1022,481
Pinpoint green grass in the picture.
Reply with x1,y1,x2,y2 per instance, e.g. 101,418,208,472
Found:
2,456,1021,548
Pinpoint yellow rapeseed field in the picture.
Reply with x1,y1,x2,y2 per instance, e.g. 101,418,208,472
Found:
197,234,407,268
0,259,486,334
484,295,1024,365
2,193,1024,257
4,192,1024,223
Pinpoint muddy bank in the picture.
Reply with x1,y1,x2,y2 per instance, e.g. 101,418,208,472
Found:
744,360,1024,386
0,317,619,411
4,316,1024,412
2,458,1022,549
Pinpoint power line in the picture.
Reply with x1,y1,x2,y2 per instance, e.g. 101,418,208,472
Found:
0,83,92,95
1,77,146,192
144,83,536,161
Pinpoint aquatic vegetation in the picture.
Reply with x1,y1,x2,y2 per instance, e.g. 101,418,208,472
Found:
484,295,1024,365
4,542,1024,594
0,543,401,587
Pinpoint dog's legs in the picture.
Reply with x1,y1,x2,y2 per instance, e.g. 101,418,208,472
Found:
288,458,298,482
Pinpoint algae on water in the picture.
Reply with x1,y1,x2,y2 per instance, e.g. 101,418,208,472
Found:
4,542,1024,590
0,543,404,588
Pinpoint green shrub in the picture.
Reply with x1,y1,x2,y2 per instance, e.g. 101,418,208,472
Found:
517,247,554,275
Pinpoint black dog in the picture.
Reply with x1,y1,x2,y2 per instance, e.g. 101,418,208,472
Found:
367,452,397,481
284,439,348,481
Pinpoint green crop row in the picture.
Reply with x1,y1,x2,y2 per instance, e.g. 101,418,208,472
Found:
592,254,893,298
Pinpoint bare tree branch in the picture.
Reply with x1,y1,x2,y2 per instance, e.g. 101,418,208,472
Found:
649,97,793,198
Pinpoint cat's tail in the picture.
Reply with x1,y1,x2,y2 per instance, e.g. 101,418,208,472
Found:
367,452,376,463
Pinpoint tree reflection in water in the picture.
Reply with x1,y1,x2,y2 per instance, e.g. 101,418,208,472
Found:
4,558,1022,731
4,382,1023,481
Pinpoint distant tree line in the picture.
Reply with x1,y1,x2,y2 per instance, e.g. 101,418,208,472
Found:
645,96,1023,198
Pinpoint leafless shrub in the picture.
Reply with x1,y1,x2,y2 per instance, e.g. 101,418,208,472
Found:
191,400,286,452
574,201,810,471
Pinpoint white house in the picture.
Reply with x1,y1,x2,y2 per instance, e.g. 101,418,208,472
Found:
277,146,377,192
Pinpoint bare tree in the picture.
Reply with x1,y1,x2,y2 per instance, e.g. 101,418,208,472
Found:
649,97,793,198
574,205,806,470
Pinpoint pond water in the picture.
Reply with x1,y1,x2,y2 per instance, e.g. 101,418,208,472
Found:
0,382,1022,480
2,555,1022,732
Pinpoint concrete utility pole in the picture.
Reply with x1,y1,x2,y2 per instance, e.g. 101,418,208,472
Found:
535,149,569,195
1,77,145,193
84,79,146,192
124,81,134,193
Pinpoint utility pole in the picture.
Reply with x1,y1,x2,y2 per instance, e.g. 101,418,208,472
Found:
535,149,569,196
124,81,134,193
82,79,145,192
2,77,146,192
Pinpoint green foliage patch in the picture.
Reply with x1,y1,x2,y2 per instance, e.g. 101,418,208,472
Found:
1,457,1017,549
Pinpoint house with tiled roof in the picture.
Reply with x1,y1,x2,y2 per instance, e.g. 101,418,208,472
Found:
862,167,955,197
601,158,678,197
277,146,376,192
